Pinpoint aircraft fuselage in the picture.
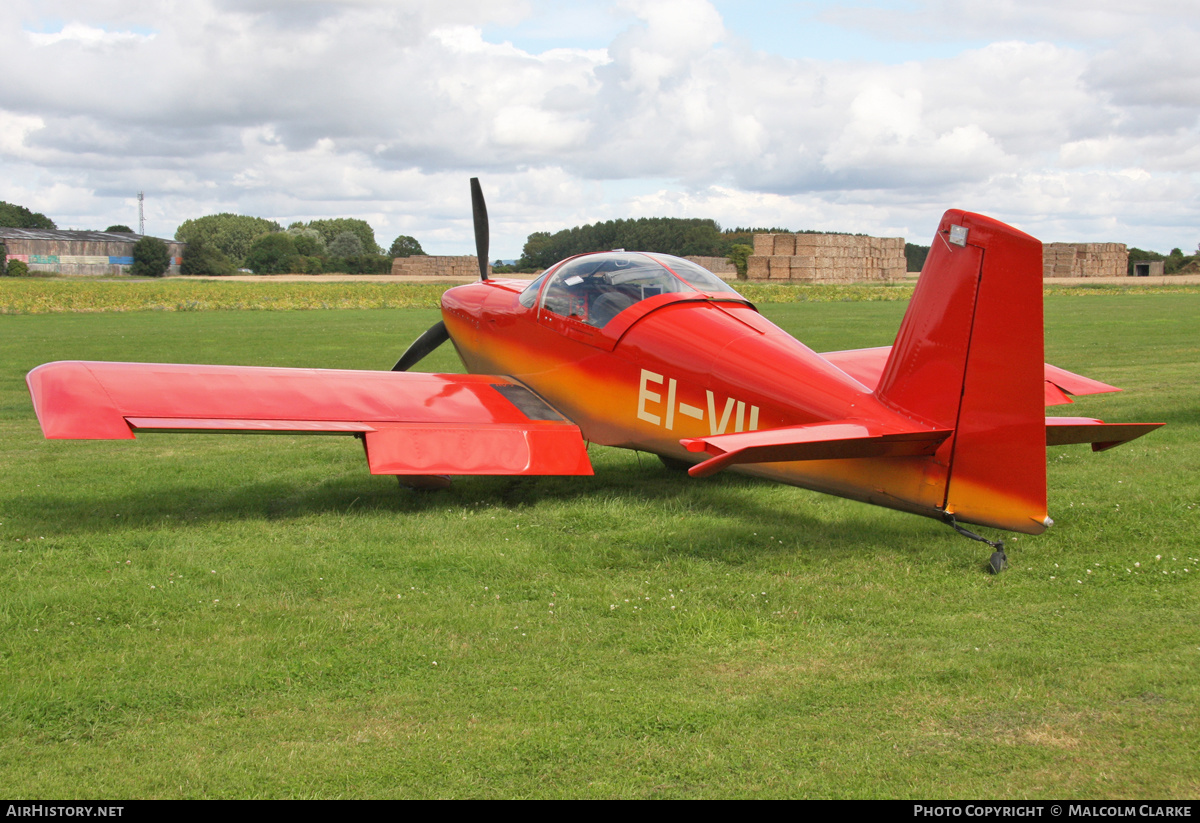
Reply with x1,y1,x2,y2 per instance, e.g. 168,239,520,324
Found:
442,277,955,527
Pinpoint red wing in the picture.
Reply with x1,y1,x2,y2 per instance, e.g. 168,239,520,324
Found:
820,346,1122,407
27,361,593,477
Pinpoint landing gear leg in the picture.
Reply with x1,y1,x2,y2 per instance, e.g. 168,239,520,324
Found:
942,512,1007,574
657,454,693,472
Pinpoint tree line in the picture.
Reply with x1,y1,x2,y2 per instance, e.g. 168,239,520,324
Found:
173,214,426,277
515,217,735,271
2,197,1197,278
0,200,428,277
508,216,929,277
510,218,854,273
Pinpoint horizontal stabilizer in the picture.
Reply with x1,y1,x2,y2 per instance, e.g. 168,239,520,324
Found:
27,361,593,477
1046,417,1164,452
680,421,951,478
821,346,1121,407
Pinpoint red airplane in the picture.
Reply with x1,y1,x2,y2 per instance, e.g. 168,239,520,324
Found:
26,180,1161,571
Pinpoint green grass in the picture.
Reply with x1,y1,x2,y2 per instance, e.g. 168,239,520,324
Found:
0,296,1197,798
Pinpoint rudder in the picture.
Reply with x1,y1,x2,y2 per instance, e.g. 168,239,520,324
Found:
877,211,1048,534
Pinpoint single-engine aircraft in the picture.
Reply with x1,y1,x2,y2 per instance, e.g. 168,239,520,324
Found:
26,180,1162,571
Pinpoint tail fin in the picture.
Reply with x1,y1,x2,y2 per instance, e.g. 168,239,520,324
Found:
876,211,1049,533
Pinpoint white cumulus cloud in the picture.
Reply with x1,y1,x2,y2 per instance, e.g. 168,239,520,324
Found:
0,0,1195,252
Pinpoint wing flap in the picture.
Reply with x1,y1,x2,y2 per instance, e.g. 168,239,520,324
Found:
680,420,952,478
28,361,593,477
364,424,591,475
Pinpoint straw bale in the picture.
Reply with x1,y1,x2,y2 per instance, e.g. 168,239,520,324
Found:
769,256,793,279
746,230,908,283
1040,242,1128,277
391,255,489,278
686,255,736,275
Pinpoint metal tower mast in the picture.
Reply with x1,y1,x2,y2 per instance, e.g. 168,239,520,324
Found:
138,192,145,235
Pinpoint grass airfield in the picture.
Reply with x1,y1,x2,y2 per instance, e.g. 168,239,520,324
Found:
0,289,1197,798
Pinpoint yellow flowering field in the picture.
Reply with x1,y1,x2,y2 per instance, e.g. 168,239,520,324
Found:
3,277,1198,315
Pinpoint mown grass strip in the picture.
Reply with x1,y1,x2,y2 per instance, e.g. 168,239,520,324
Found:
1,297,1197,798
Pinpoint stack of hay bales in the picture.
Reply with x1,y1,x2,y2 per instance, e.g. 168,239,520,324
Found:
391,255,490,278
746,234,906,282
684,255,737,278
1042,243,1128,278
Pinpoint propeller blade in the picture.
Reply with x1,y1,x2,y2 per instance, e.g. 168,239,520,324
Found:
392,321,450,372
471,177,489,281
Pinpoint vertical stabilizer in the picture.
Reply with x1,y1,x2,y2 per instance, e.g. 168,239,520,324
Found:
877,211,1048,533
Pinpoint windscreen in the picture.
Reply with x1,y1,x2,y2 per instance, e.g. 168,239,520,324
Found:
535,252,741,328
646,254,741,294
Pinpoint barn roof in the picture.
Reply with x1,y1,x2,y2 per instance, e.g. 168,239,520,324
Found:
0,228,179,244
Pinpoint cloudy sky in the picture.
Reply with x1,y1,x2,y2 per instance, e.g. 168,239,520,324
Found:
2,0,1198,257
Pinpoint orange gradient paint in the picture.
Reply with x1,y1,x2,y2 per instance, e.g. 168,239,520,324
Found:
27,212,1161,539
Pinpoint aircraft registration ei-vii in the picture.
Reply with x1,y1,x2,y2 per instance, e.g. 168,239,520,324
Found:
26,180,1162,571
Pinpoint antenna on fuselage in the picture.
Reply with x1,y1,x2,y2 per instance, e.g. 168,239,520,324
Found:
471,177,489,281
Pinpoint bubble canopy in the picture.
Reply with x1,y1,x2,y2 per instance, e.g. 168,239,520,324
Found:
518,252,741,328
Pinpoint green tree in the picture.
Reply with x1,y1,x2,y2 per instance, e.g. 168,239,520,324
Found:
245,233,299,274
6,259,29,277
516,218,723,270
105,224,134,233
905,243,930,273
286,227,327,257
1165,247,1187,274
299,218,380,254
130,237,171,277
388,235,426,257
517,232,553,270
0,200,55,229
175,214,283,265
179,237,236,277
327,231,365,258
726,244,753,279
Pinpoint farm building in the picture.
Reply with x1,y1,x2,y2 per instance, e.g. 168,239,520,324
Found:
1131,259,1165,277
747,233,907,283
0,228,184,276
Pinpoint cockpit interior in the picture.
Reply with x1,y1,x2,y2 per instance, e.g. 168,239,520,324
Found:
518,252,740,328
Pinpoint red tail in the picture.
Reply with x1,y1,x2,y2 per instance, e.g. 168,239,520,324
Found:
877,211,1049,533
